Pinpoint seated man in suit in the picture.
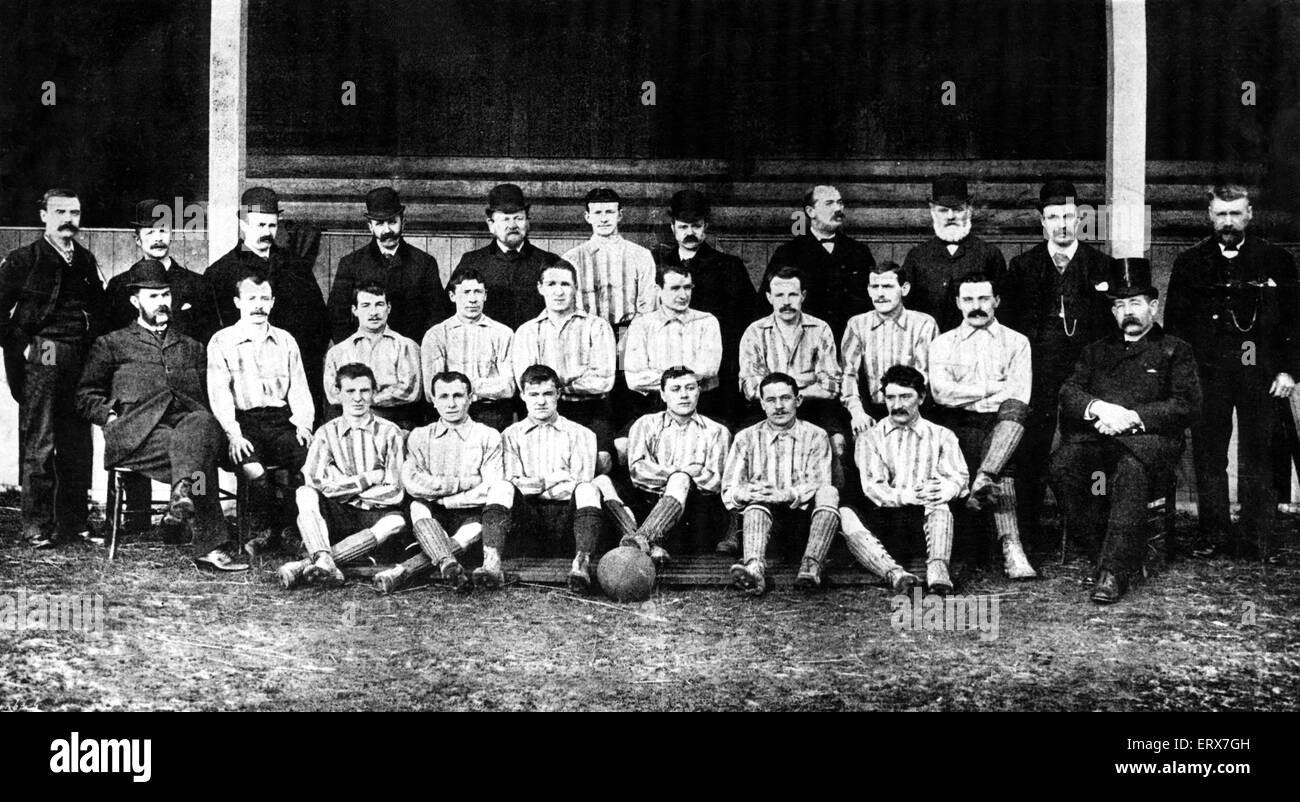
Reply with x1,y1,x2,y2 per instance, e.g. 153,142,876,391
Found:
722,372,841,594
278,363,408,588
838,365,968,595
322,281,422,429
374,371,516,594
75,260,243,570
1050,258,1202,604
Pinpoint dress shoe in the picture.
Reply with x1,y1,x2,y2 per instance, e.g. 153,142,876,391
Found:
164,479,196,525
1090,570,1126,604
196,549,250,572
568,553,592,594
729,559,766,596
794,556,823,590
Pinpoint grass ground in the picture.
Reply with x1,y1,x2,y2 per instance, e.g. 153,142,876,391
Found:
0,506,1297,711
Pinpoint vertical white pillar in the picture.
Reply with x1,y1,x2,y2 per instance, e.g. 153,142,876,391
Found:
208,0,248,258
1106,0,1148,258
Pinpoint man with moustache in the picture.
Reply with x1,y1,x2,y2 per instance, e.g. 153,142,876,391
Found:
651,190,758,427
1002,181,1115,543
839,365,968,595
76,261,243,570
928,272,1036,580
328,187,451,345
452,184,571,331
1166,185,1300,563
0,188,107,548
904,174,1008,333
763,185,876,342
106,198,222,537
322,282,422,429
205,187,330,411
1052,259,1201,603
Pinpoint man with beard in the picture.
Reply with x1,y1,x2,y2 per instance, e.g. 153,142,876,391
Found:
1166,185,1300,563
327,187,451,345
839,365,968,595
904,174,1008,333
0,188,106,548
651,190,758,427
204,187,330,412
105,198,222,537
76,261,243,570
762,185,875,342
928,272,1037,580
1052,259,1201,603
1001,181,1115,544
452,184,572,331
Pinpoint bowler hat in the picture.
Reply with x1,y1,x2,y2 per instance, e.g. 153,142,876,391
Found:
930,174,970,208
364,187,405,220
487,183,529,215
669,189,710,222
130,198,169,229
123,259,171,290
1105,257,1158,299
241,186,280,215
1038,179,1079,210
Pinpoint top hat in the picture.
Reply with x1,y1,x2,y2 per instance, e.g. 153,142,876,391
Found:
1038,179,1079,210
122,259,171,290
130,198,169,229
240,186,280,215
486,183,529,215
668,189,711,222
930,174,970,208
1105,257,1158,299
364,187,405,220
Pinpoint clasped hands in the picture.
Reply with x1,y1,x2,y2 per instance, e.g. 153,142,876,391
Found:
1090,400,1142,436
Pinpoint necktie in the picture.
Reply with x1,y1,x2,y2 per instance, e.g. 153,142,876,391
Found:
504,249,522,262
383,253,400,269
1053,252,1070,270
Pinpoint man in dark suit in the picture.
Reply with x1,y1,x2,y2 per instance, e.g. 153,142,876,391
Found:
105,198,222,537
903,174,1008,333
1165,184,1300,563
762,185,875,342
0,188,107,548
1002,180,1116,545
1050,258,1201,603
204,186,330,411
76,260,245,571
327,186,451,345
451,184,571,332
651,189,758,427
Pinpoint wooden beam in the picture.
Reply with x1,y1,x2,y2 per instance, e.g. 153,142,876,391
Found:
1106,0,1149,258
208,0,248,257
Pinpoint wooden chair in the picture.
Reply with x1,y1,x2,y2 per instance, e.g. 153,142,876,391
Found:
106,468,237,561
1058,468,1178,567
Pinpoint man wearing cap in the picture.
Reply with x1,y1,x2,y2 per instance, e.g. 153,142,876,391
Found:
651,189,758,428
452,184,572,331
0,188,107,548
328,186,451,345
928,271,1037,580
763,185,876,342
1051,258,1201,603
76,260,244,570
204,186,330,411
562,187,657,342
106,198,222,536
904,174,1008,333
1002,181,1115,544
1166,184,1300,563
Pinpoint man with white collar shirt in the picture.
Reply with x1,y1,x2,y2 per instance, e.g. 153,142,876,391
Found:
562,187,657,344
422,266,516,432
928,271,1036,580
323,281,422,429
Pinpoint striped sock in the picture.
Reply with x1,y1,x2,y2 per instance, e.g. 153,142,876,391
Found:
332,528,378,564
574,507,603,553
635,495,683,543
603,498,638,539
979,420,1025,477
296,505,331,556
992,477,1020,539
925,508,954,563
399,552,434,577
413,517,455,564
802,506,841,565
481,503,511,551
842,521,903,579
742,506,772,565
